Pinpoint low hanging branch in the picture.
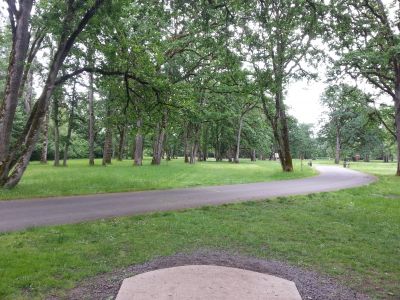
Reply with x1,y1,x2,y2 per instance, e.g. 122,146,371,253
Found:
54,67,150,86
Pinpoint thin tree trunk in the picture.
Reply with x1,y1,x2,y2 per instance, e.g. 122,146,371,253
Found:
152,110,168,165
395,78,400,175
201,125,208,161
102,129,113,165
134,118,143,166
189,125,200,164
234,117,243,163
63,82,77,166
102,102,113,166
117,125,126,161
53,95,60,167
335,125,340,164
184,126,189,163
23,67,34,114
88,71,95,166
40,111,49,164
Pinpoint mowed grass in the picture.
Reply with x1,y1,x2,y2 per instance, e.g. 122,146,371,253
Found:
0,158,315,200
0,161,399,299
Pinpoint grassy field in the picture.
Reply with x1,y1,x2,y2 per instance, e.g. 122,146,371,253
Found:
0,161,399,299
0,158,314,200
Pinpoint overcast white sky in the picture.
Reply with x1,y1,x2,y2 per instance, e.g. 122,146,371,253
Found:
286,78,326,126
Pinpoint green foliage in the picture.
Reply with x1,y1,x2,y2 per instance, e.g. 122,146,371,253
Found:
318,84,390,160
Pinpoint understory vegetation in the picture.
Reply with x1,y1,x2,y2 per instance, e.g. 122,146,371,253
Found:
0,162,398,299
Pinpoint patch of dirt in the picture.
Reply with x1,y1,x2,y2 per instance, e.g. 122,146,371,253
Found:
65,250,369,300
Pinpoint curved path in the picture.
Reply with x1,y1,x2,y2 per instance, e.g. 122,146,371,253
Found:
0,165,375,232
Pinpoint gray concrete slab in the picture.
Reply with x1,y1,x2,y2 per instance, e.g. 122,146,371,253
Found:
115,265,302,300
0,165,376,232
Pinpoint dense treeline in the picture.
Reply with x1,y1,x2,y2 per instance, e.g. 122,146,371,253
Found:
0,0,399,188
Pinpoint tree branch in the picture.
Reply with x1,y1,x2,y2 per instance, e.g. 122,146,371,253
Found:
54,67,150,86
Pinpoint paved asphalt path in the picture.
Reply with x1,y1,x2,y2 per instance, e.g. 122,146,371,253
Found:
0,165,376,232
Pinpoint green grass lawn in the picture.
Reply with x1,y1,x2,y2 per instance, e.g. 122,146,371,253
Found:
0,161,399,299
0,158,314,200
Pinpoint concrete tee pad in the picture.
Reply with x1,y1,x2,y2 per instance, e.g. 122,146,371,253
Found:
116,265,302,300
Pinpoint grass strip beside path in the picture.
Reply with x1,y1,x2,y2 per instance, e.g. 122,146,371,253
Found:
0,158,314,200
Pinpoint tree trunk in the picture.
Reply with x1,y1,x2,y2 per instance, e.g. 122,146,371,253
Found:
364,153,370,162
117,125,126,161
261,84,292,172
189,142,199,164
189,125,200,164
40,111,49,164
102,128,113,165
63,82,77,166
152,110,168,165
53,95,60,167
277,108,293,171
88,71,95,166
184,126,189,163
0,1,33,185
395,78,400,175
335,125,340,164
23,67,34,114
215,127,222,161
201,126,208,161
102,103,113,166
234,117,243,163
134,119,143,166
250,149,256,161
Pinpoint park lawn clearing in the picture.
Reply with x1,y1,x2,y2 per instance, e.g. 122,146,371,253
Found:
0,158,314,201
0,161,398,299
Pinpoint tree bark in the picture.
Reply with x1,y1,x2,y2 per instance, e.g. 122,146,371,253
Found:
277,103,293,171
117,125,126,161
189,142,199,164
234,117,243,163
40,111,49,164
102,103,113,166
0,1,33,184
184,126,189,163
335,125,340,164
134,118,143,166
23,67,34,114
88,71,95,166
102,128,113,165
52,94,60,167
250,149,256,161
152,110,168,165
201,126,208,161
260,84,293,172
189,125,200,164
63,82,77,166
395,77,400,175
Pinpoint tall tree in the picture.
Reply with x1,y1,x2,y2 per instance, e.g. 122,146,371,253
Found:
240,0,323,171
328,0,400,174
0,0,105,187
